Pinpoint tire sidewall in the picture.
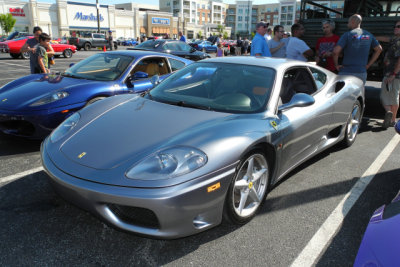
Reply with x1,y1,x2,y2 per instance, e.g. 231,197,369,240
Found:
343,100,361,147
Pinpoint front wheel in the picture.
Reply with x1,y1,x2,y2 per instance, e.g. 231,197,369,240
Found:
63,49,73,58
21,51,30,59
224,150,269,224
10,53,20,59
342,100,362,147
84,43,91,51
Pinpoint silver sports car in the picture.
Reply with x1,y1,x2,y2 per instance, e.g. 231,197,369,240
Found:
41,57,364,239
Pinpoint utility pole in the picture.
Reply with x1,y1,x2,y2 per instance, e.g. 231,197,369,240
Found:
96,0,100,33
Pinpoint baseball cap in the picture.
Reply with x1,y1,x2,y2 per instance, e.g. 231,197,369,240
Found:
256,21,269,29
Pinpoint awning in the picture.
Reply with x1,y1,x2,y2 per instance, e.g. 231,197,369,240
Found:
140,26,146,33
173,28,177,34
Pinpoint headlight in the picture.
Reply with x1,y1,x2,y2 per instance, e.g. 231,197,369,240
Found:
126,146,207,180
30,92,69,106
50,112,80,143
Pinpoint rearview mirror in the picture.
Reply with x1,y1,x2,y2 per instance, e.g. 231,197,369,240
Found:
278,93,315,112
150,75,160,87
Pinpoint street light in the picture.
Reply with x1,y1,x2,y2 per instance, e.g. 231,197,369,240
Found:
96,0,100,33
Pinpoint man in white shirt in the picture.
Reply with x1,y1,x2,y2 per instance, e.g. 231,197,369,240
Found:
264,28,272,41
286,23,314,61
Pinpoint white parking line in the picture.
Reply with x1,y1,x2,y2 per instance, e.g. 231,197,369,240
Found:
291,133,400,267
1,61,27,67
0,77,21,81
0,166,43,184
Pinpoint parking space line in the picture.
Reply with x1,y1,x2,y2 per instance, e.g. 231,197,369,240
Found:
2,61,27,67
0,166,43,184
291,133,400,267
0,77,21,81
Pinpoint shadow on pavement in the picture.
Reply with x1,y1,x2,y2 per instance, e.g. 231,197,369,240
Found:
316,168,400,266
0,132,41,156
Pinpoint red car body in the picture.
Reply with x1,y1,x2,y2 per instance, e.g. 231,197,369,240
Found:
0,36,77,59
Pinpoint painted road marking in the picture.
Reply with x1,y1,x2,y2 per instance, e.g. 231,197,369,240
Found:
1,61,27,67
0,166,43,185
291,133,400,267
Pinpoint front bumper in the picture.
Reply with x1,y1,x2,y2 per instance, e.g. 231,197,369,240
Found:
41,140,236,239
0,102,85,139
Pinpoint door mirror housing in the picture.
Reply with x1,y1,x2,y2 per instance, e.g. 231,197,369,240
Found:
69,63,75,68
278,93,315,112
133,71,149,80
150,75,160,87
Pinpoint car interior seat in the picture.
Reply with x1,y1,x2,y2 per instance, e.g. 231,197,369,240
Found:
145,63,160,77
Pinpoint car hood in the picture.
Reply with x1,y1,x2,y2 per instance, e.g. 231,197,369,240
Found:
0,74,106,110
60,97,232,170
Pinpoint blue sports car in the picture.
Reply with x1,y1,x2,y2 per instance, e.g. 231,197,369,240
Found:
190,40,217,53
0,50,192,138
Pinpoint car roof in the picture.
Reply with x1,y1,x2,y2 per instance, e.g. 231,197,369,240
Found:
201,56,316,70
103,50,192,61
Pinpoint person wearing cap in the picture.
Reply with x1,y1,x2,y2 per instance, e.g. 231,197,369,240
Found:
108,30,113,50
251,22,271,57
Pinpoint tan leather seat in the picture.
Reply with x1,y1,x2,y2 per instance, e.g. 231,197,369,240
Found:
145,63,159,77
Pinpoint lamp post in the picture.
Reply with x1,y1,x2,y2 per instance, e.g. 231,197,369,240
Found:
96,0,100,33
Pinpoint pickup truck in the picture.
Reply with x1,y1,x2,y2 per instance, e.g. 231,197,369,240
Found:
68,33,117,51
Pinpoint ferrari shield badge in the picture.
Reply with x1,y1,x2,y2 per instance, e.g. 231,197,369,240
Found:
1,99,7,102
270,120,278,130
78,152,87,159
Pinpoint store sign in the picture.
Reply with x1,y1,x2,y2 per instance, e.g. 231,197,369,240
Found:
152,17,170,25
74,12,104,22
9,8,25,17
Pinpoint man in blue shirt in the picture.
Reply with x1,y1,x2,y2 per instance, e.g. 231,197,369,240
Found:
251,22,271,57
333,14,382,85
179,31,186,43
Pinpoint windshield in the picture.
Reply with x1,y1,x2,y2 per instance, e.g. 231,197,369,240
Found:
63,53,133,81
135,40,163,49
149,62,275,113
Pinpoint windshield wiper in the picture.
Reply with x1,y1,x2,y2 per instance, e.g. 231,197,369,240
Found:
173,101,212,111
62,72,85,79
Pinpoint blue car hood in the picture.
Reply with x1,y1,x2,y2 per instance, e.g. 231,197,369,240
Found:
0,74,107,111
60,97,232,170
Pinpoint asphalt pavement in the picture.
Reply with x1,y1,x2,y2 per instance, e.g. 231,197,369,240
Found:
0,49,399,266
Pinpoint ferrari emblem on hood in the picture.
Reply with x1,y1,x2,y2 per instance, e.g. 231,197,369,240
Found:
78,152,87,159
1,99,7,102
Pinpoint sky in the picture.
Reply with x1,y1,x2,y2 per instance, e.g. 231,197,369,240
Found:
33,0,279,8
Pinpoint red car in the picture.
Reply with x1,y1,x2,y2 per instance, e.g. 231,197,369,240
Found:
0,36,77,59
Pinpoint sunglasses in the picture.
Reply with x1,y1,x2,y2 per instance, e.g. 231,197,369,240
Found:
395,25,400,29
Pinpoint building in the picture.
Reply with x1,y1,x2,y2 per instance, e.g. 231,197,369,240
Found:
159,0,231,39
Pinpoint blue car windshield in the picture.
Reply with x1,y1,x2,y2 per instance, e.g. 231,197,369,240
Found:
150,62,275,113
63,53,133,81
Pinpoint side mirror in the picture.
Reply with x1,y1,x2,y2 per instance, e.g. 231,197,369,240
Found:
133,71,149,80
150,75,160,87
278,93,315,112
69,63,75,68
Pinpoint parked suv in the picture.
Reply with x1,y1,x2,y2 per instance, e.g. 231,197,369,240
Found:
68,33,117,51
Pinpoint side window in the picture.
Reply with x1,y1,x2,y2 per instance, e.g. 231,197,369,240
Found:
164,43,177,50
168,58,186,72
131,57,170,77
177,42,191,52
309,67,327,90
280,68,317,104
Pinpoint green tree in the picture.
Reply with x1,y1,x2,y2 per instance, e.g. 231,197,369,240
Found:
223,31,228,39
251,32,255,39
0,13,16,35
198,30,202,39
217,24,225,34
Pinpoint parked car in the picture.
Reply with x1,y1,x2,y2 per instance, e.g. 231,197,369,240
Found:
128,39,210,61
68,33,117,51
0,36,77,59
122,38,138,46
116,37,126,45
354,190,400,266
41,57,364,239
0,51,192,138
189,40,217,53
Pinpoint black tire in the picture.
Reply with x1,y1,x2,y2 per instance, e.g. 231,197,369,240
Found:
77,47,82,51
85,97,106,107
21,51,30,59
63,49,73,58
84,43,91,51
341,100,362,147
10,53,20,59
114,43,118,50
224,149,270,224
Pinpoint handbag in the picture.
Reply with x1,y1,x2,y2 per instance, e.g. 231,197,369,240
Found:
49,57,55,65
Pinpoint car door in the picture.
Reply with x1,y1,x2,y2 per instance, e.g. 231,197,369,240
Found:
127,57,172,93
93,34,106,47
277,67,334,175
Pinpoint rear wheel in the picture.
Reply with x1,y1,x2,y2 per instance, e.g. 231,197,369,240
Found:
84,43,91,51
224,150,269,224
63,49,73,58
342,100,362,147
10,53,20,59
